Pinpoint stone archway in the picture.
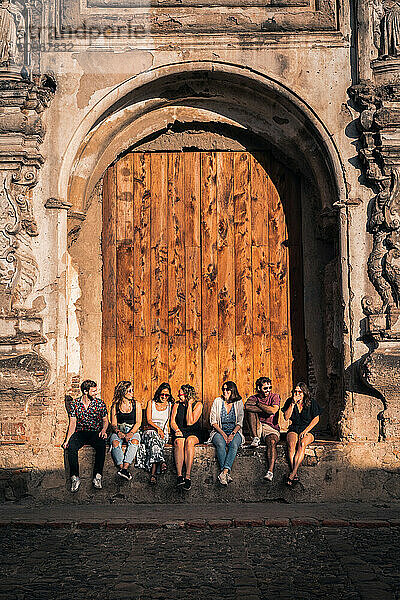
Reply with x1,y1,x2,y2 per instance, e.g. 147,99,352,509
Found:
65,62,348,434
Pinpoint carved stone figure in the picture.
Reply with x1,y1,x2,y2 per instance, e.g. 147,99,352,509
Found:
364,170,400,311
0,0,25,66
367,176,395,311
377,0,400,57
374,0,385,51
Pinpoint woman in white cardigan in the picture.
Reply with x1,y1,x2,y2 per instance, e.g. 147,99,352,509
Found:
209,381,245,485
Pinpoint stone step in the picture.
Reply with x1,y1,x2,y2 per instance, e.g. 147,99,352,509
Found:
1,439,397,504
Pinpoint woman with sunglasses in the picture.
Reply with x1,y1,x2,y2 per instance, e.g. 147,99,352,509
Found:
136,383,173,484
109,381,142,481
283,382,322,486
209,381,244,485
170,384,203,491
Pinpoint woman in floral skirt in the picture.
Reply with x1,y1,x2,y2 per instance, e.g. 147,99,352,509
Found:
136,382,173,484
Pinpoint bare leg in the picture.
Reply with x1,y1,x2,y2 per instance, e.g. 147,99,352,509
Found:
266,434,279,472
184,436,199,478
286,431,298,472
174,438,185,477
289,433,314,480
245,411,262,438
149,462,157,484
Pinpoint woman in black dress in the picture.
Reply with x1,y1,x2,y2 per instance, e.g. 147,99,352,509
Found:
283,382,322,486
170,384,203,491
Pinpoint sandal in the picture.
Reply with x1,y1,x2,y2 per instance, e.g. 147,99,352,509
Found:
286,476,294,487
161,462,167,474
149,474,157,485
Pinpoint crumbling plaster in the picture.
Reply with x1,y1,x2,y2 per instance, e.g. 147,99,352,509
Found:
27,43,380,457
2,0,399,499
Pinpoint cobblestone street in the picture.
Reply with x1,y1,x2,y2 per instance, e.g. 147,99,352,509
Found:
1,525,399,600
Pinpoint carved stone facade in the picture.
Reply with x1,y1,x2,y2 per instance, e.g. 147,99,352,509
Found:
0,0,399,502
349,33,400,439
0,21,56,399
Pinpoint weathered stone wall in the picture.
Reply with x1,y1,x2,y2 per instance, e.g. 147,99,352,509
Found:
1,0,399,496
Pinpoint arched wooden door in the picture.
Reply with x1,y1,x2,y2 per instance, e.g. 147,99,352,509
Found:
102,151,305,422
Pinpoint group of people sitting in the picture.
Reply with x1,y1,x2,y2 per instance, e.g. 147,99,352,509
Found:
62,377,322,493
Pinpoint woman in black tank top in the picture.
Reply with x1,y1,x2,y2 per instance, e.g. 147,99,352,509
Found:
170,384,203,491
109,380,142,480
116,402,136,424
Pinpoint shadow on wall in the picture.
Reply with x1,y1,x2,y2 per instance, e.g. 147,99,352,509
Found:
344,355,384,400
342,355,386,438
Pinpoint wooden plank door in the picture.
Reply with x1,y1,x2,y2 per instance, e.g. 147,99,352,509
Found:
102,151,303,424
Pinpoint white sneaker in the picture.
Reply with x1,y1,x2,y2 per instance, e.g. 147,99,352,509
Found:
218,471,228,486
250,436,261,448
70,475,80,493
264,471,274,481
93,473,102,489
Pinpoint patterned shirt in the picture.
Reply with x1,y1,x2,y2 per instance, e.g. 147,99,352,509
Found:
69,396,108,432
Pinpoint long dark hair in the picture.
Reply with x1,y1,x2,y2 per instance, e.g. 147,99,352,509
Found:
153,382,173,404
179,384,198,404
112,380,133,409
222,381,242,403
293,381,311,408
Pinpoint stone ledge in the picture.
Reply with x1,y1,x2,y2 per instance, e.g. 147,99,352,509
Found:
1,439,399,503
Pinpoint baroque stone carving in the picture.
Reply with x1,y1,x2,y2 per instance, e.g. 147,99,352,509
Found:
0,76,55,311
0,168,39,313
349,81,400,329
350,78,400,439
0,73,55,396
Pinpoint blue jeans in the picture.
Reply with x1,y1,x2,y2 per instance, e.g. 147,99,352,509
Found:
110,427,141,466
212,432,242,472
